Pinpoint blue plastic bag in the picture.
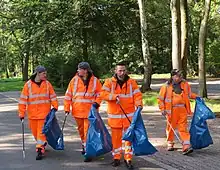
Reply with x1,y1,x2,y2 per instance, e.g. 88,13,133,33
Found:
122,107,157,156
42,108,64,150
190,97,215,149
85,106,112,158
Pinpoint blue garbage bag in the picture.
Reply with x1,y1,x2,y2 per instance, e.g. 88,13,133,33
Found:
122,107,157,156
85,106,112,158
190,97,215,149
42,108,64,150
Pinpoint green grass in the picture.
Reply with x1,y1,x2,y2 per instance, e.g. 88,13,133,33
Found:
142,91,158,106
142,91,220,115
0,78,24,92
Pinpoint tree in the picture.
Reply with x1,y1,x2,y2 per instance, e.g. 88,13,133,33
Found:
180,0,189,78
138,0,152,92
170,0,181,69
198,0,211,98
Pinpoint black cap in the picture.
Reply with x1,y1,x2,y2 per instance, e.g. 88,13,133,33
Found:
171,69,181,76
78,62,92,72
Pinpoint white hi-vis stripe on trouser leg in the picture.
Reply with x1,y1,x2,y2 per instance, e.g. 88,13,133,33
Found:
108,112,134,119
112,147,122,156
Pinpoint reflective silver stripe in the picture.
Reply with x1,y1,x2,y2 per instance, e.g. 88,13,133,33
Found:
20,94,28,99
50,94,57,98
183,140,190,145
133,88,140,95
109,94,113,100
114,147,122,152
72,77,79,96
135,100,142,105
173,104,185,107
102,86,110,92
165,98,171,102
158,96,164,100
92,77,97,94
124,146,132,150
28,100,50,104
64,96,71,100
37,140,45,145
46,81,49,94
29,94,49,98
72,99,93,103
19,101,27,104
74,92,95,97
108,112,134,119
66,91,72,95
110,79,114,100
51,98,57,101
124,151,133,155
112,152,121,156
27,80,32,97
27,80,50,99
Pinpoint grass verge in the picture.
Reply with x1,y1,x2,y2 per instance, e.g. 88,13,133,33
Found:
0,78,24,92
143,91,220,117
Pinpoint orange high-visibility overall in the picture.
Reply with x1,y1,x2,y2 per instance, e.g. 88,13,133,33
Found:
64,74,102,150
158,80,197,150
18,80,58,152
101,77,143,161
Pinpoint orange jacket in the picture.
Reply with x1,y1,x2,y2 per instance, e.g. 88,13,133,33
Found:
101,77,143,128
64,74,102,118
18,80,58,119
158,80,197,115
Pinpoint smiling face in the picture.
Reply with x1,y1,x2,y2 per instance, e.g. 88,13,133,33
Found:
115,65,127,80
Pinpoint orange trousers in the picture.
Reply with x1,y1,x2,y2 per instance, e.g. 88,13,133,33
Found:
166,107,190,147
75,118,89,149
111,128,132,161
29,119,47,152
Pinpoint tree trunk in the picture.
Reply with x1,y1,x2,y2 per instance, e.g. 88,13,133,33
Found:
198,0,211,98
23,52,29,81
138,0,152,92
170,0,181,69
180,0,189,78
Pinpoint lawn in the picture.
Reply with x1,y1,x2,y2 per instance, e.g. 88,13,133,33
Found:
143,91,220,116
0,78,24,92
1,77,219,117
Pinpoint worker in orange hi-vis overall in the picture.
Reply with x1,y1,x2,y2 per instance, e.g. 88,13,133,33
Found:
158,69,197,155
18,66,58,160
64,62,102,162
101,62,143,170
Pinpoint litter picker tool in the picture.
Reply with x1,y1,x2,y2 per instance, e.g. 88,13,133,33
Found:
21,119,25,159
164,115,182,144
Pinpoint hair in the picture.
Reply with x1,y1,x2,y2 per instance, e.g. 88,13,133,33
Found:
116,62,126,67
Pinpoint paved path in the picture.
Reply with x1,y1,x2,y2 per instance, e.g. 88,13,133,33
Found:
0,89,219,170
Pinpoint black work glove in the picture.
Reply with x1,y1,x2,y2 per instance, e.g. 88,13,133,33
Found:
92,102,100,109
65,111,70,115
20,117,24,121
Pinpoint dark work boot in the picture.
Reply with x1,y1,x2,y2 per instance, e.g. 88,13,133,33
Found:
124,160,134,170
36,148,43,160
183,147,193,155
111,159,120,167
84,157,92,162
